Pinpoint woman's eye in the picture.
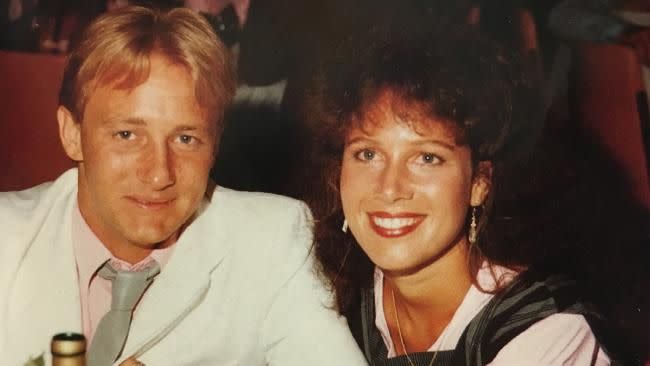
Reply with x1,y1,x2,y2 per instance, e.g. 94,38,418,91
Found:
178,135,196,144
420,153,442,164
355,149,376,161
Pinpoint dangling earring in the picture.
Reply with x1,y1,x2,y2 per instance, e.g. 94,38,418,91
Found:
341,219,348,233
468,207,478,244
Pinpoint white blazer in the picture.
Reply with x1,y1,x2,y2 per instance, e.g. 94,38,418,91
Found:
0,169,367,366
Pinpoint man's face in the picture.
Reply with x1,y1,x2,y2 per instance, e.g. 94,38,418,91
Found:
60,54,218,262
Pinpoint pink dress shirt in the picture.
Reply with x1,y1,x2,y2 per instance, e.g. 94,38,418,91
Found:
71,202,174,344
374,264,611,365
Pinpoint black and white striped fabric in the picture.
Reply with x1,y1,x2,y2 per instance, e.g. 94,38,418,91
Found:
347,270,633,366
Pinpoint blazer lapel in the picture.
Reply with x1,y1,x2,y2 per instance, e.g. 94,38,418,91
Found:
118,193,233,362
6,191,82,363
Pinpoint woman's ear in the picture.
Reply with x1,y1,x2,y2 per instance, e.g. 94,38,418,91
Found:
470,161,493,206
57,106,83,162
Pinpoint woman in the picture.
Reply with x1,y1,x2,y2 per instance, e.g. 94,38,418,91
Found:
299,24,634,365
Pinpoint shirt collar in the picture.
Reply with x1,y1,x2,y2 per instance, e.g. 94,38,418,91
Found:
71,200,174,289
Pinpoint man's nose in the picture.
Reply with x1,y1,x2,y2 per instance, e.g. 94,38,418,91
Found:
137,141,176,190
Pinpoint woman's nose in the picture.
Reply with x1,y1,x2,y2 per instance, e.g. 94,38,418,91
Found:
376,161,413,202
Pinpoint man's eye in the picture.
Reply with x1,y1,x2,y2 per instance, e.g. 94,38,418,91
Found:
178,135,196,144
356,149,376,161
116,131,134,140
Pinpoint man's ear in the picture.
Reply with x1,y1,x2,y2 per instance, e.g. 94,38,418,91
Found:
57,106,83,162
470,161,493,207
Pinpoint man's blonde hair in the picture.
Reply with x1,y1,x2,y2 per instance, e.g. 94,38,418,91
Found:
59,6,236,129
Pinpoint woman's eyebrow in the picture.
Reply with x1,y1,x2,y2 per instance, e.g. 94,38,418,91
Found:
346,135,456,151
411,139,457,151
345,136,373,145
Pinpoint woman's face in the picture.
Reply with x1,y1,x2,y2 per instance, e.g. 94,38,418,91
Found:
340,92,490,275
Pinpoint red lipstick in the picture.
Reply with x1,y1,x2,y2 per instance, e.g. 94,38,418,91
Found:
367,212,425,238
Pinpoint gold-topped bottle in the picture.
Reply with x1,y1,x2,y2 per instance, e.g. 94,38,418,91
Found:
51,332,86,366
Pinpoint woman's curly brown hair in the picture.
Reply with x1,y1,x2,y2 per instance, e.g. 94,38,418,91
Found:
298,23,543,313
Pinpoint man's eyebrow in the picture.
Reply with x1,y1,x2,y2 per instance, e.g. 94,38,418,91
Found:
103,117,146,126
173,125,213,134
175,125,198,131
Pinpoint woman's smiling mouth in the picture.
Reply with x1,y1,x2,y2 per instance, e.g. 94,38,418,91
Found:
367,212,426,238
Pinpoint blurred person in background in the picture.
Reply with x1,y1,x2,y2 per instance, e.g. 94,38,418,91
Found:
184,0,247,26
549,0,650,58
106,0,129,11
0,0,39,51
548,0,650,110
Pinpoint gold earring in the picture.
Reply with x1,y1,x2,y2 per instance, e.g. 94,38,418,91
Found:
341,219,348,233
468,207,478,244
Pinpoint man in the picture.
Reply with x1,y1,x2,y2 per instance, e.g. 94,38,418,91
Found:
0,6,366,366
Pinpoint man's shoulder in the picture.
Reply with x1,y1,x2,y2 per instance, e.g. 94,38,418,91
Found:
0,170,77,296
209,186,308,223
0,169,78,222
199,186,313,264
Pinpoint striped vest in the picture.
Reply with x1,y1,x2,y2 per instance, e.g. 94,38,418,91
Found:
347,271,636,365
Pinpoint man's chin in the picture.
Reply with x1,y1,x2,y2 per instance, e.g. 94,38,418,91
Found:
127,229,178,250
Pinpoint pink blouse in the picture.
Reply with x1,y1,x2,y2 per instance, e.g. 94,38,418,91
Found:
374,265,611,365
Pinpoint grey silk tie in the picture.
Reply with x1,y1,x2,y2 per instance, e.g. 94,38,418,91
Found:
87,260,160,366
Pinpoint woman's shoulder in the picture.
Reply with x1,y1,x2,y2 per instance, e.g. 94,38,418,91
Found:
462,269,632,365
490,312,610,365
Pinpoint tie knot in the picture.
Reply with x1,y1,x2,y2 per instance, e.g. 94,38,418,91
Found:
98,260,160,311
